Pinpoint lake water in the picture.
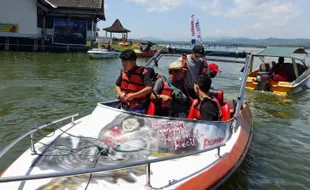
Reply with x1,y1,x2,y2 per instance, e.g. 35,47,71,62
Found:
0,49,309,189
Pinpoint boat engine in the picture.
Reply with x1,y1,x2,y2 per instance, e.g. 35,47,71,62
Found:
256,72,271,91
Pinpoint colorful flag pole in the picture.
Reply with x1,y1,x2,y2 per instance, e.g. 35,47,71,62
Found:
191,14,196,47
195,19,203,45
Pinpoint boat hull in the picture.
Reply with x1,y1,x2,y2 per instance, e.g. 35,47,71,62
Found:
246,68,310,96
134,49,157,57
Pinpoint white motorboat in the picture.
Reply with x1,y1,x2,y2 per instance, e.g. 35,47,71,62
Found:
0,48,253,190
87,48,120,59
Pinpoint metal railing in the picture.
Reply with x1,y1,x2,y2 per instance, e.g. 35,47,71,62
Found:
233,54,252,120
0,110,226,187
0,142,225,186
0,114,79,159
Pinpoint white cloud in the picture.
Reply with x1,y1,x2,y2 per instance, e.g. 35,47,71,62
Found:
117,0,309,39
209,18,308,39
201,0,221,16
224,0,294,19
200,0,309,38
128,0,184,12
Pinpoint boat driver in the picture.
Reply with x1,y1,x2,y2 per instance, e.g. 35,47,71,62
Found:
114,49,153,114
271,57,288,81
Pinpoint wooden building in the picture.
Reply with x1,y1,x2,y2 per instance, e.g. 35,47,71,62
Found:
0,0,105,52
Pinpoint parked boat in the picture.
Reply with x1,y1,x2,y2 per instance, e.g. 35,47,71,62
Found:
0,48,253,190
134,50,157,57
87,48,120,59
246,46,310,95
134,41,158,57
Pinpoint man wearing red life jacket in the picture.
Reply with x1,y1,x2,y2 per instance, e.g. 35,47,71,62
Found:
114,49,153,114
175,45,209,99
193,74,220,121
150,73,173,116
151,62,189,118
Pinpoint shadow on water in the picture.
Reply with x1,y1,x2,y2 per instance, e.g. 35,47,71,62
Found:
217,147,254,190
218,86,310,190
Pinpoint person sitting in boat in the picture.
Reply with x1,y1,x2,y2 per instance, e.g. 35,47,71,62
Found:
271,57,288,81
193,74,220,121
114,49,153,114
151,62,189,118
208,63,221,78
107,44,112,51
175,45,209,99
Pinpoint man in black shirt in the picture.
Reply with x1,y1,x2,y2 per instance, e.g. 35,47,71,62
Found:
193,74,219,121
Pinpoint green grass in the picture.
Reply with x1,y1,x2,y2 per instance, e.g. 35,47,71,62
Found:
97,41,164,52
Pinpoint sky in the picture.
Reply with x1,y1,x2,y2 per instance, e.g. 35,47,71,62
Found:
97,0,310,41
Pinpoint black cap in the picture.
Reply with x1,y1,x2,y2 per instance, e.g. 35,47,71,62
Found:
192,45,205,56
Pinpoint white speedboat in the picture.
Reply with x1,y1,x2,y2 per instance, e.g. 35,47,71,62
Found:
0,48,253,190
87,48,120,59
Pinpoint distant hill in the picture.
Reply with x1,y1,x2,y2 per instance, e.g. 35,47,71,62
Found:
217,37,310,47
127,37,310,48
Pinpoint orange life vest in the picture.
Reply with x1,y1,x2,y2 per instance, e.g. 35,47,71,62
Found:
193,97,221,121
181,54,208,75
120,66,148,107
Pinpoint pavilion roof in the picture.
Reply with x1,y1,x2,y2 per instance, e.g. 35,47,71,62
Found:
103,19,130,33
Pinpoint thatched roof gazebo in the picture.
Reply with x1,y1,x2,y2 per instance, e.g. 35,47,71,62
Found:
103,19,130,44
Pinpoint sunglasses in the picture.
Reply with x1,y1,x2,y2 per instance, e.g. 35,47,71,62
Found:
169,70,178,74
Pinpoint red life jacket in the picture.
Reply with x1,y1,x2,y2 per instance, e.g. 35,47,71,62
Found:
160,76,172,109
181,54,208,75
193,97,221,121
120,66,148,107
151,74,173,109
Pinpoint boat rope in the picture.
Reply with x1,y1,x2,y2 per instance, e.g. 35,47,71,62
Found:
84,147,107,190
34,121,106,144
31,121,110,189
31,122,110,157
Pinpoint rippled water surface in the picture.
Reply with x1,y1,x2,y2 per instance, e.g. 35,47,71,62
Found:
0,50,309,189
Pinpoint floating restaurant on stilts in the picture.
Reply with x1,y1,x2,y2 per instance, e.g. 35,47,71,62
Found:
0,0,105,52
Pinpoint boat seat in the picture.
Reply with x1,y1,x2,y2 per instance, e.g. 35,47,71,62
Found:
259,63,271,73
187,99,199,120
208,89,224,105
221,102,231,121
146,101,156,115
